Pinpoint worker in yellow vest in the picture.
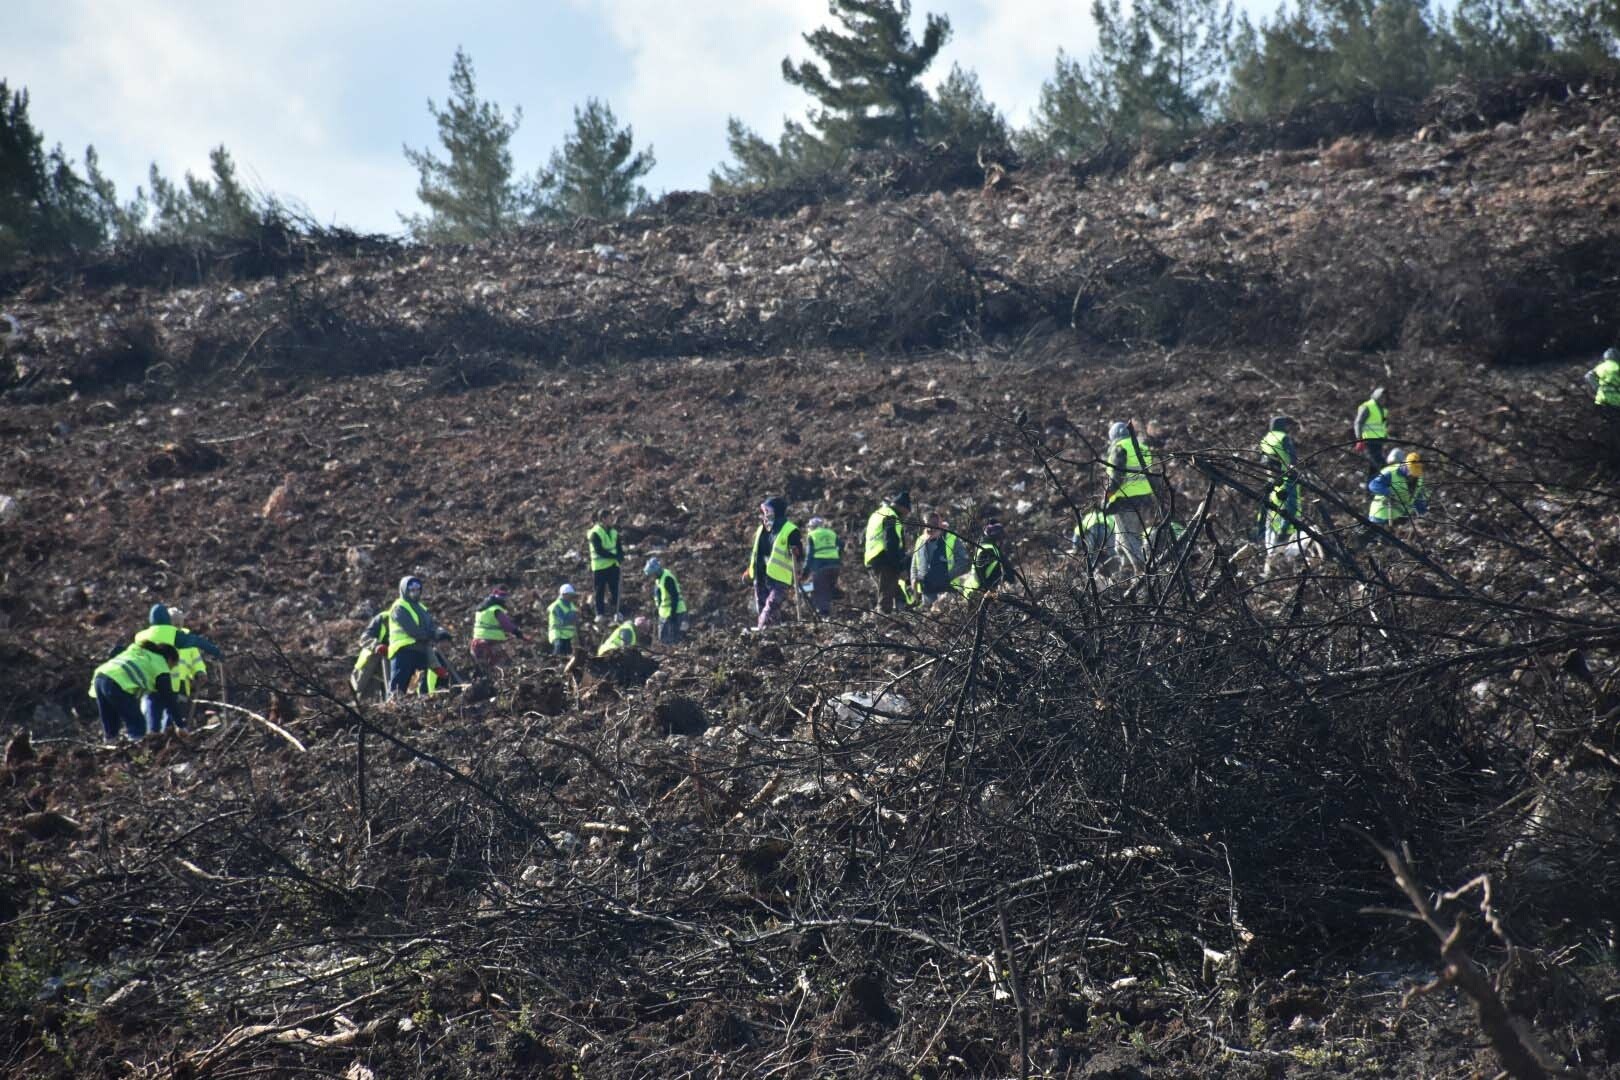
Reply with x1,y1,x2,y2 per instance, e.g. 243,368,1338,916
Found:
386,576,451,697
802,516,843,617
351,605,390,700
470,586,525,672
597,616,650,657
587,515,624,622
863,489,911,612
1353,387,1389,478
89,640,179,743
643,558,688,644
1367,449,1428,528
548,584,581,655
1104,422,1155,570
746,496,804,629
133,604,222,732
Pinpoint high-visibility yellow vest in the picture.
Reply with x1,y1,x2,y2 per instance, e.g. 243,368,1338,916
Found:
175,646,205,696
864,505,902,565
134,624,179,648
473,603,508,642
806,527,841,564
548,598,578,643
386,598,428,658
596,621,637,657
1107,438,1153,503
654,569,686,619
1595,358,1620,407
1359,398,1387,439
1370,465,1424,523
89,644,171,698
958,542,1005,597
588,525,621,571
1259,430,1293,469
748,521,800,586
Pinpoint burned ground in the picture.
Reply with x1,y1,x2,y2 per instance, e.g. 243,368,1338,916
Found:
1,76,1619,1079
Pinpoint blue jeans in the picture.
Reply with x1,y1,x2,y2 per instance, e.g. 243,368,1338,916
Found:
388,650,428,697
143,686,186,733
95,675,145,741
551,638,573,656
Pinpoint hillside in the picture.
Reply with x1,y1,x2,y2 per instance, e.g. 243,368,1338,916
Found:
2,77,1619,1079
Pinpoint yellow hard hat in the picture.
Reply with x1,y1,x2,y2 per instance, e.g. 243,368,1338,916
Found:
1405,451,1424,478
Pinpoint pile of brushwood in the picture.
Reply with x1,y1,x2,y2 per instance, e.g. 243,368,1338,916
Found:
5,428,1618,1079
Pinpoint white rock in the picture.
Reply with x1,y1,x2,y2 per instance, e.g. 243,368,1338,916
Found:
1015,499,1035,516
1168,161,1189,175
0,494,17,525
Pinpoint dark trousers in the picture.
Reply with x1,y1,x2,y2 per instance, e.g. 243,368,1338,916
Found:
658,617,682,645
809,567,839,616
1362,438,1386,478
95,675,145,741
143,686,186,733
593,566,621,616
551,638,573,656
388,649,428,697
871,564,905,612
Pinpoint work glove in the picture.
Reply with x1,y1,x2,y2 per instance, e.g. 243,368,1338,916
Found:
1354,440,1366,453
434,667,450,682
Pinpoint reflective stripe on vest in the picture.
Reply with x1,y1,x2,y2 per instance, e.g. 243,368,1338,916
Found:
807,527,841,564
473,603,508,642
1360,399,1387,439
1596,360,1620,407
1107,439,1153,503
864,505,901,565
387,598,427,658
655,569,686,619
588,525,620,571
90,644,168,698
548,599,578,643
597,621,637,657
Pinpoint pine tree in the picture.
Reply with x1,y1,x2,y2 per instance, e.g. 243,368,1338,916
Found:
782,0,952,150
533,99,655,222
401,48,530,242
146,147,259,242
0,82,109,264
1017,50,1122,161
924,64,1011,154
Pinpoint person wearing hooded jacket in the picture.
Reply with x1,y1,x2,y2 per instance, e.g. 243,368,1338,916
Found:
133,604,222,733
90,640,179,743
386,576,451,697
1104,422,1155,571
470,586,525,671
548,584,581,656
746,496,804,629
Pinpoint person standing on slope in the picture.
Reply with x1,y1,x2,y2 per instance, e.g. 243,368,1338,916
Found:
746,496,804,630
587,513,624,623
1353,387,1390,479
864,489,911,613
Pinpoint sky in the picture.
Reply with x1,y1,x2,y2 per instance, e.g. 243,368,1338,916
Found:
7,1,1160,235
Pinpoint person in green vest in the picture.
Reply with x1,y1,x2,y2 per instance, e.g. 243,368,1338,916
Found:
802,516,843,617
587,515,624,623
959,520,1009,600
597,616,650,657
746,496,804,629
863,489,911,613
1070,506,1116,572
470,586,525,672
1352,387,1389,478
351,604,390,700
644,557,688,644
89,640,180,743
1367,448,1428,528
386,575,451,698
911,510,968,607
1257,416,1299,550
1104,422,1155,571
1585,347,1619,408
134,604,222,732
548,584,580,656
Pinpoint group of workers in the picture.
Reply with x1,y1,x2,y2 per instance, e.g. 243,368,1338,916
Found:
90,349,1620,723
88,605,223,743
